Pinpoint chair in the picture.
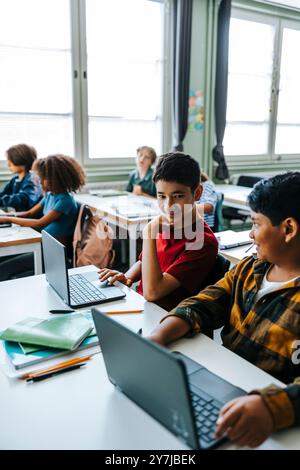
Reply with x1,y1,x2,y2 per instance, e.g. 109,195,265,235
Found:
222,175,263,229
212,192,224,233
206,253,230,286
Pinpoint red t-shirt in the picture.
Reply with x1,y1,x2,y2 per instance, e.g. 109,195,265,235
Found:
137,221,218,311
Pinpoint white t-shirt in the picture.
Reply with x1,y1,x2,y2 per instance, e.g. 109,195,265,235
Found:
255,269,299,303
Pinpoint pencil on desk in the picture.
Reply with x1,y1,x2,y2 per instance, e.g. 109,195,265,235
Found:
21,354,93,380
104,309,143,315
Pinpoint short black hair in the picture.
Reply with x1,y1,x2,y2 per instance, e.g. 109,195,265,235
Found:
248,172,300,226
6,143,37,172
153,152,201,192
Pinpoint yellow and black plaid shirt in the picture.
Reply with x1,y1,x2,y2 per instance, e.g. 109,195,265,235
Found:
162,256,300,431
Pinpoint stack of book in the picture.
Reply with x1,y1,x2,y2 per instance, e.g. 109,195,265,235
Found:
0,310,99,371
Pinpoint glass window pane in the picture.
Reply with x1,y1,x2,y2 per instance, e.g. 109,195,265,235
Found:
228,18,274,76
86,0,163,159
225,17,274,156
224,123,269,155
227,75,271,122
0,115,74,159
275,125,300,155
0,0,73,161
89,118,162,159
277,28,300,124
0,0,71,49
0,48,72,113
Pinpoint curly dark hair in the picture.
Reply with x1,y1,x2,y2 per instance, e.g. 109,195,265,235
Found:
33,154,85,193
153,152,201,192
248,171,300,226
6,143,37,172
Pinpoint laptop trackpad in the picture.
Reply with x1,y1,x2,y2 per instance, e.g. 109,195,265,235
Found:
189,368,246,404
83,271,100,283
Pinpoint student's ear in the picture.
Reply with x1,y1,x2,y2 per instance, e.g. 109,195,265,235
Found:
194,184,202,201
283,217,299,242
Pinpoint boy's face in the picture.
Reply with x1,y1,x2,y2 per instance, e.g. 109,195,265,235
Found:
249,211,285,262
156,180,202,227
136,149,153,172
7,160,25,174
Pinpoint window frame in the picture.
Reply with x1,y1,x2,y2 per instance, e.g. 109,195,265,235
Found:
75,0,169,170
226,2,300,167
0,0,171,179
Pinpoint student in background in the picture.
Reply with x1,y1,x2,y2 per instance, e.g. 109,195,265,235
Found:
99,152,218,311
0,154,85,245
0,144,43,211
126,146,157,198
148,172,300,448
196,172,217,229
0,154,85,281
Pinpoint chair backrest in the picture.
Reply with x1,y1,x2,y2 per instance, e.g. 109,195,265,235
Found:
237,175,263,188
206,253,230,286
201,253,230,339
212,192,224,232
73,204,115,269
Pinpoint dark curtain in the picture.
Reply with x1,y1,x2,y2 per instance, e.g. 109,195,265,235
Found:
212,0,231,180
172,0,193,151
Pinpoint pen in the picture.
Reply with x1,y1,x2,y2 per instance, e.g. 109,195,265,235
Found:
245,243,255,253
21,354,93,380
49,309,75,314
104,309,143,315
26,363,86,382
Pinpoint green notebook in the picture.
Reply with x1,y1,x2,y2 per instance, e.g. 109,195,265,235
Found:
0,314,93,351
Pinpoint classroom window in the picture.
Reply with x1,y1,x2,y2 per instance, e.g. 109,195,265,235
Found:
84,0,164,160
0,0,74,160
0,0,166,165
224,8,300,162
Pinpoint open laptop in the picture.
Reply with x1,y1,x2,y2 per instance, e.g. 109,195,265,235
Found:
42,230,126,308
91,308,247,449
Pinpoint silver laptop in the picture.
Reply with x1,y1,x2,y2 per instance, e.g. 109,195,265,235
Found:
92,308,247,449
42,230,126,308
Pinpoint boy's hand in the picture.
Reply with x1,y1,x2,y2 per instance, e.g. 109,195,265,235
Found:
98,268,132,287
215,395,274,448
133,185,143,196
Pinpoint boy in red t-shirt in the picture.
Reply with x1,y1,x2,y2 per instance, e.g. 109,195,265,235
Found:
99,152,218,310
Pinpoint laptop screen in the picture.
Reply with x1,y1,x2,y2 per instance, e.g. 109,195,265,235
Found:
42,230,70,305
91,308,198,449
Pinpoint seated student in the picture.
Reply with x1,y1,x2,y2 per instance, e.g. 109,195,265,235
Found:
0,154,85,284
0,143,43,211
126,145,157,198
196,172,218,229
99,152,218,311
148,171,300,448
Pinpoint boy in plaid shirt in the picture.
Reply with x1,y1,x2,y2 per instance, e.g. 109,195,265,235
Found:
149,172,300,448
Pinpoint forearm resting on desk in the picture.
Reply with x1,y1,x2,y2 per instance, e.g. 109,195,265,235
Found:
148,315,191,347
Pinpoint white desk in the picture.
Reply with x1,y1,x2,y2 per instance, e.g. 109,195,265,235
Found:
216,184,252,211
0,225,42,275
0,265,299,450
75,193,159,266
216,229,256,265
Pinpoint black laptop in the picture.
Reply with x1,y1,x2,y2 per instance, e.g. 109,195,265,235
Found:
91,308,247,449
42,230,126,308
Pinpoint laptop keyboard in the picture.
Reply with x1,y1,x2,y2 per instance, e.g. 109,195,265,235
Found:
69,274,106,305
190,390,221,447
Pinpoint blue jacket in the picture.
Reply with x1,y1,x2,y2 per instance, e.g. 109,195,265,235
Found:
0,172,43,211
